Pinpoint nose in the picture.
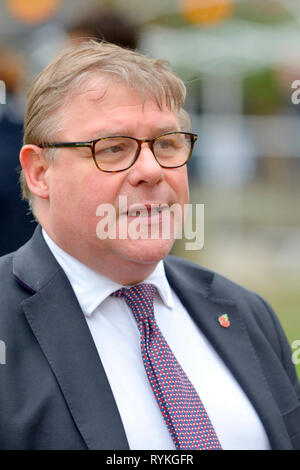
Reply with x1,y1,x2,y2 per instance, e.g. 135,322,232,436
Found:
127,142,164,186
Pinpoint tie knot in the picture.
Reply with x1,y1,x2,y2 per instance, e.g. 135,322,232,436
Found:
111,283,156,324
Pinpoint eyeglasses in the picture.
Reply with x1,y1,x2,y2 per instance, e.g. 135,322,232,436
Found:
38,131,198,173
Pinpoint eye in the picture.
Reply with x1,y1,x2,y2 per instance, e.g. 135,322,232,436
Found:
102,144,123,154
157,139,171,149
155,134,182,151
156,138,177,149
95,139,129,158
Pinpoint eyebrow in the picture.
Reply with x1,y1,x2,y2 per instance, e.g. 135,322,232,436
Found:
87,127,181,141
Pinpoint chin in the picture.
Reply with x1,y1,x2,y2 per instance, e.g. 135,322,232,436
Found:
118,238,174,265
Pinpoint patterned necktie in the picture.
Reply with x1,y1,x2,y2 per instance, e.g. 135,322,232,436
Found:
111,283,222,450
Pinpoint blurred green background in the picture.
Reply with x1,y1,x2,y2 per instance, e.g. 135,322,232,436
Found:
0,0,299,378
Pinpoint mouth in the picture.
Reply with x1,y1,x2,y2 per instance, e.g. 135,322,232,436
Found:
116,202,177,238
125,203,169,218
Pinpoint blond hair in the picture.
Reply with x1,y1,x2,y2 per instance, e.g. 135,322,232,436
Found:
20,40,190,207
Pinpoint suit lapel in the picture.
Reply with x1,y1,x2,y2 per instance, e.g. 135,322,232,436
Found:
13,226,129,450
164,257,292,450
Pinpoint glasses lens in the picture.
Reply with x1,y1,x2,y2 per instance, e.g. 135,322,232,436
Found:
94,137,138,171
153,133,192,168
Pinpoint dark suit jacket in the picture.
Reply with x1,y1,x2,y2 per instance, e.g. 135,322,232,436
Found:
0,225,299,450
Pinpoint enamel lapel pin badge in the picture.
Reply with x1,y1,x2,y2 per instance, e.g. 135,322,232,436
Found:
218,314,230,328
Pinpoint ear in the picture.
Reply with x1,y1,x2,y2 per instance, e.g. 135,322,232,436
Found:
19,145,50,199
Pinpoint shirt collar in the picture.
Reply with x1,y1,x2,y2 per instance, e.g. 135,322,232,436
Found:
42,229,174,317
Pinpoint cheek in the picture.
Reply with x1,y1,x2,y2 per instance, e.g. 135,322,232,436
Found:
171,168,189,203
74,171,125,222
47,165,92,224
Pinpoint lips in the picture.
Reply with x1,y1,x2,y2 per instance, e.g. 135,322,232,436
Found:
125,203,169,217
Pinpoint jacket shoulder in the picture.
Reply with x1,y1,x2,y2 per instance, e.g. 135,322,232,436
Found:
0,251,32,323
166,254,268,304
165,254,261,302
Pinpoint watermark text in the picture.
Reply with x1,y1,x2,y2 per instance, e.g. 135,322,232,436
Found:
95,196,204,251
291,80,300,104
0,340,6,365
0,80,5,104
291,339,300,365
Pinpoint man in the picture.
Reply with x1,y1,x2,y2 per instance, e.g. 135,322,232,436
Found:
0,40,299,450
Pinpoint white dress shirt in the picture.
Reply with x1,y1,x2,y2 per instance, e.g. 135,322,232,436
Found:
42,229,271,450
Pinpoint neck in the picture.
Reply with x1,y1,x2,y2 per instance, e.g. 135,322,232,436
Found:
42,226,160,285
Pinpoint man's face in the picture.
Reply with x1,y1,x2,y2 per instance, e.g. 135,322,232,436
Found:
42,77,190,280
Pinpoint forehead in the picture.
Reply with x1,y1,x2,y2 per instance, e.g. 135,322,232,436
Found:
60,76,180,140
